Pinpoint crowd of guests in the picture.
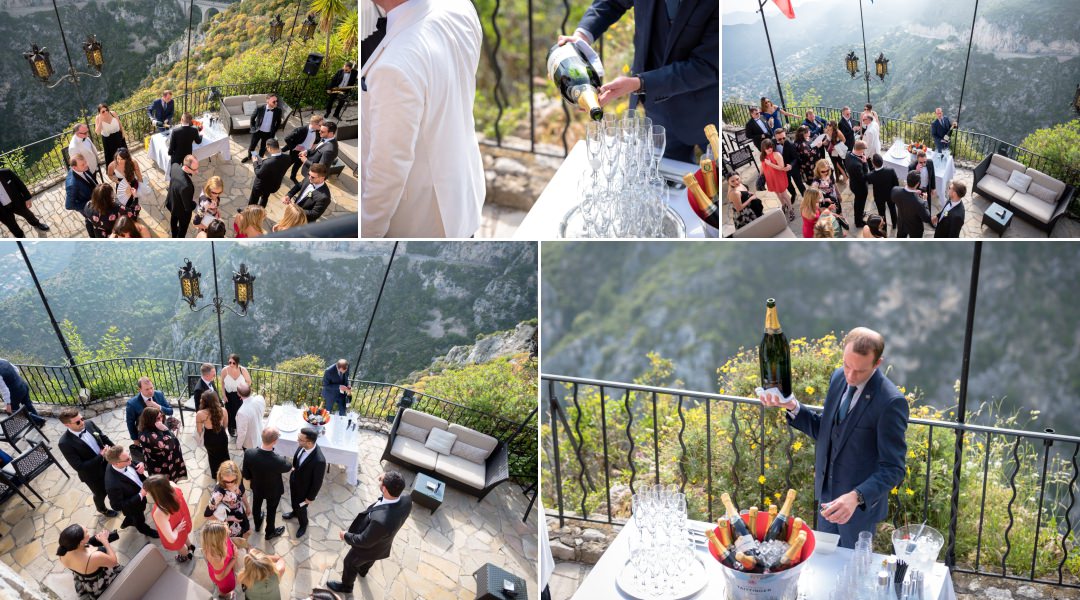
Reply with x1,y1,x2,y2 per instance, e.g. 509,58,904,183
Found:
734,98,967,238
41,356,411,600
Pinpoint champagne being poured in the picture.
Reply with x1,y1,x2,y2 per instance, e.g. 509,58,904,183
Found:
547,41,604,121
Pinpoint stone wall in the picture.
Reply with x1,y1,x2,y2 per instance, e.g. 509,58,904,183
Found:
0,560,51,600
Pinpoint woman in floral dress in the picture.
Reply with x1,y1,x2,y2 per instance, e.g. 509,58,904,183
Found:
137,406,188,482
204,460,252,540
57,524,124,599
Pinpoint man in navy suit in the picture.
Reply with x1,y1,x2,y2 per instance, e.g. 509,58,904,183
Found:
147,90,175,133
125,377,175,447
930,108,955,153
1,358,46,427
761,328,908,548
559,0,718,162
65,156,96,237
322,359,352,416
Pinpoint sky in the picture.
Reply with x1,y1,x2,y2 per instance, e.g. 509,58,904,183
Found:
722,0,837,17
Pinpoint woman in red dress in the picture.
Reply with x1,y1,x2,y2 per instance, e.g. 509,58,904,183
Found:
761,138,793,221
145,475,194,562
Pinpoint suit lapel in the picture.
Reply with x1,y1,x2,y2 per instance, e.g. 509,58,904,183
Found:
832,370,880,458
664,0,695,62
360,0,435,78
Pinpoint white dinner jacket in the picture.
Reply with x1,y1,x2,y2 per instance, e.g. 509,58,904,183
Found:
360,0,485,238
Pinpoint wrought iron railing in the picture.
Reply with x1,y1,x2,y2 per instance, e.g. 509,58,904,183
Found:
0,76,332,192
721,102,1080,193
13,357,537,482
542,374,1080,588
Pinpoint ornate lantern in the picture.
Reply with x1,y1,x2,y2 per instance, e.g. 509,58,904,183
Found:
82,35,104,72
232,263,255,312
23,45,55,82
845,51,860,79
874,53,889,81
300,14,318,42
269,15,285,43
178,259,203,308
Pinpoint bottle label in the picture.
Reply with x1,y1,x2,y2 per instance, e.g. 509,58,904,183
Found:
547,39,606,82
547,43,582,80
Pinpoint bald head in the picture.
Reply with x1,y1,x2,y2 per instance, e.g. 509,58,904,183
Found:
261,426,280,447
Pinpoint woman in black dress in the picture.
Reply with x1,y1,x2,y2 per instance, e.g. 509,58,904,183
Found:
94,103,127,167
726,173,764,229
137,406,188,482
196,391,230,479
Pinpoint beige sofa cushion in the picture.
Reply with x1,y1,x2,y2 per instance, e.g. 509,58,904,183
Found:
1009,192,1055,224
391,435,439,470
976,175,1017,204
396,421,428,443
986,163,1011,181
400,408,449,433
424,428,457,455
989,153,1026,175
434,453,486,489
98,545,210,600
733,208,797,238
450,440,491,463
448,424,498,456
1025,169,1066,204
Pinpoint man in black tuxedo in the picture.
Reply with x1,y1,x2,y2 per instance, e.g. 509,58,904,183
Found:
1,167,49,237
282,427,326,537
844,140,871,228
894,171,933,238
744,107,771,151
103,446,158,538
243,94,284,163
58,407,118,517
774,128,803,198
283,115,324,184
166,155,198,238
168,113,203,165
933,181,966,238
327,471,413,593
249,138,292,207
301,122,339,179
325,63,358,120
931,107,955,153
908,151,937,205
838,106,861,151
321,359,351,416
242,426,292,540
192,362,218,413
865,154,899,232
285,163,332,223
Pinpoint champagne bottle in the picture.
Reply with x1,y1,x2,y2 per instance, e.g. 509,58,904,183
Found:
704,124,722,160
547,43,603,121
700,156,717,198
764,489,797,542
747,506,759,541
682,173,720,228
787,517,804,546
759,298,793,398
720,493,756,554
706,529,746,571
734,551,759,572
716,517,733,548
766,504,778,533
774,530,808,569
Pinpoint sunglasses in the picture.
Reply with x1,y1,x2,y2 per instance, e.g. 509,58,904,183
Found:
72,418,84,425
221,478,237,485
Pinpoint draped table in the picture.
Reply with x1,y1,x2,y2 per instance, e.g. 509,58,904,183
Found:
149,124,232,180
881,142,955,203
570,518,956,600
514,141,713,239
265,405,360,485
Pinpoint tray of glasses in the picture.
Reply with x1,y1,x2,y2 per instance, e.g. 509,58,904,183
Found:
558,204,686,238
615,554,708,600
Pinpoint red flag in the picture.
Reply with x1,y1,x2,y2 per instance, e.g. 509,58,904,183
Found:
771,0,796,19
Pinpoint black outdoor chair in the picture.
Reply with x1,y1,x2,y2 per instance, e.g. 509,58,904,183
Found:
9,440,69,504
726,145,759,175
0,470,35,509
0,406,49,453
732,127,755,152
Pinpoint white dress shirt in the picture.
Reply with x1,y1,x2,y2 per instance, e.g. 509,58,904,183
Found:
78,428,102,455
113,464,142,488
69,136,99,173
0,180,11,207
373,495,401,508
258,108,274,133
301,128,318,152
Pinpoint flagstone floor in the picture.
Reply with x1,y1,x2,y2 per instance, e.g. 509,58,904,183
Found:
0,404,537,599
2,111,358,239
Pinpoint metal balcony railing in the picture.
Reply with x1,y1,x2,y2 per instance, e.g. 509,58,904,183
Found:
13,357,537,483
542,374,1080,589
721,102,1080,196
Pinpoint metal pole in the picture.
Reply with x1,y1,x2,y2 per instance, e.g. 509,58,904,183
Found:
210,242,225,368
955,0,980,128
183,0,196,114
16,242,87,391
276,0,306,87
757,0,788,110
354,242,398,375
858,0,870,106
50,0,91,129
945,241,982,567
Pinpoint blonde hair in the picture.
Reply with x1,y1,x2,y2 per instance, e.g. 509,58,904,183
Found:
237,205,267,236
814,159,832,178
203,176,224,198
800,187,823,221
237,548,277,589
274,203,307,232
201,521,229,562
216,460,241,486
813,216,835,238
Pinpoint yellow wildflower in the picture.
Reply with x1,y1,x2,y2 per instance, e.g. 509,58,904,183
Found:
891,487,898,495
758,475,767,485
774,492,782,499
792,441,803,452
905,488,915,496
805,386,815,395
622,64,630,74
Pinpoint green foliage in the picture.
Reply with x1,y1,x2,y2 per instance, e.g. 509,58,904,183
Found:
1019,120,1080,186
254,354,326,408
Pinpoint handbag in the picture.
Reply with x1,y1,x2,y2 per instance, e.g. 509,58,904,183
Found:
832,142,848,159
755,173,767,191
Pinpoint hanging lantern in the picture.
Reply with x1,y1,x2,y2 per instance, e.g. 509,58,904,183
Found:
845,51,859,79
23,44,55,82
178,259,203,308
232,263,255,312
269,15,285,43
875,53,889,81
82,35,104,72
300,13,317,42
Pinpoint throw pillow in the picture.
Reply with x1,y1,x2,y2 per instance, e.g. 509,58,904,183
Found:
1027,181,1060,205
396,421,428,443
451,440,492,464
242,100,258,116
424,428,457,456
986,164,1010,181
1006,170,1032,193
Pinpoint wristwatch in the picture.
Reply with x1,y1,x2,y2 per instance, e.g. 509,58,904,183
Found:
633,74,646,96
854,489,865,508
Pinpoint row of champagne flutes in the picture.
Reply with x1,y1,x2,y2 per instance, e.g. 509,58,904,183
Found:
628,485,696,599
578,112,668,237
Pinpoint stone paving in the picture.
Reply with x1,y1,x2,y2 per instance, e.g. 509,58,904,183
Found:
1,112,358,239
722,147,1080,239
0,404,538,600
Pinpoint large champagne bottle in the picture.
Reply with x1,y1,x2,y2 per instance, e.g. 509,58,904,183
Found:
759,298,792,397
720,493,756,554
764,489,797,542
547,42,603,121
705,529,746,571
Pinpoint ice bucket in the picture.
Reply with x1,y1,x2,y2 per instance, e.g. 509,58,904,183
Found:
707,511,817,600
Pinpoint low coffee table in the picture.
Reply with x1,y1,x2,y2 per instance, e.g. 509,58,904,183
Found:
411,472,445,513
982,202,1014,236
473,563,528,600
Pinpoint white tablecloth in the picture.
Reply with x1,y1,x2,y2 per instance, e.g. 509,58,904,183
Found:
570,519,956,600
265,405,360,485
514,141,710,239
149,124,232,180
881,142,955,203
